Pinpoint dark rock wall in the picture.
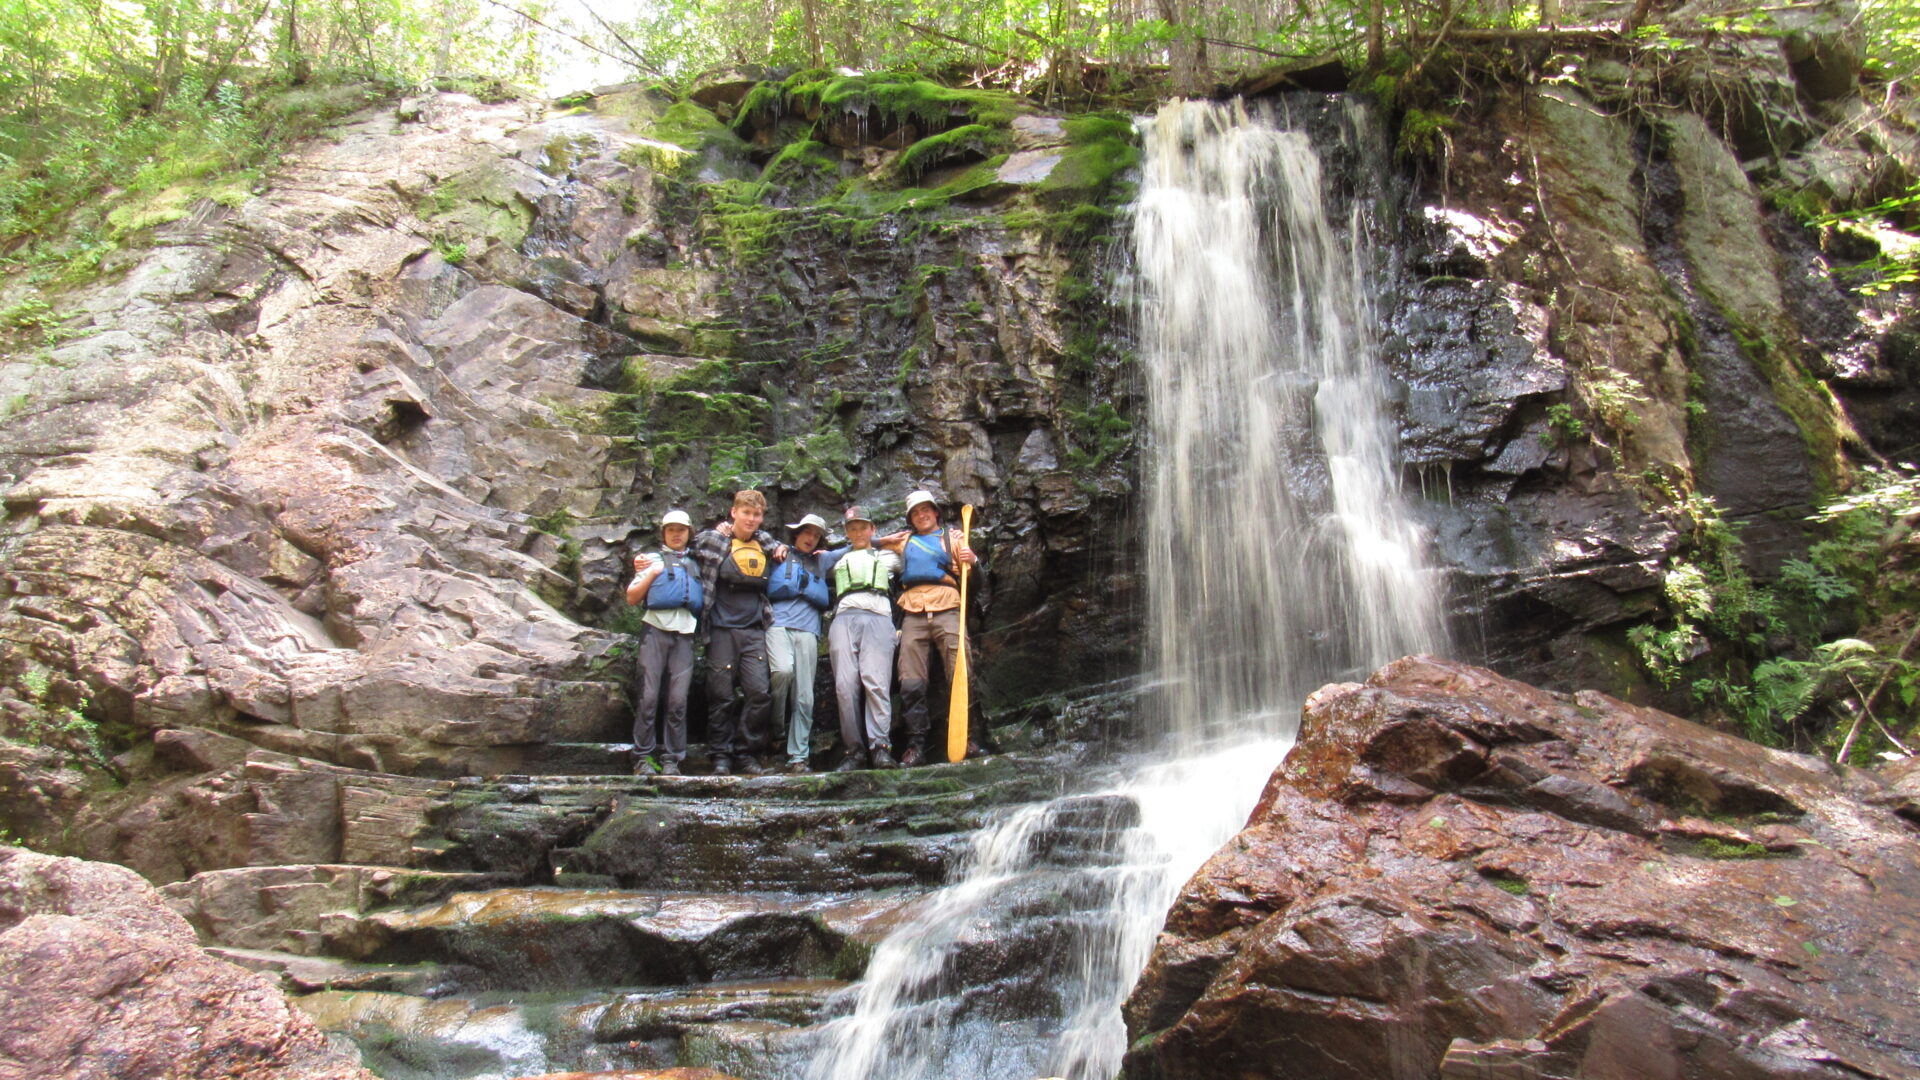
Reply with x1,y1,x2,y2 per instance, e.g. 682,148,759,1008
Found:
1379,68,1918,696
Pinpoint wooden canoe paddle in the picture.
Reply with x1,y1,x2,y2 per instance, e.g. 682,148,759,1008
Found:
947,504,974,763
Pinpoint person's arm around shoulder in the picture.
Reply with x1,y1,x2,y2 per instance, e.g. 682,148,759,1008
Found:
688,527,726,570
754,529,789,562
626,553,663,606
815,545,850,574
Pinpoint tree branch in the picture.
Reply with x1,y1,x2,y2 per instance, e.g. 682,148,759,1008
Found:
474,0,648,76
897,20,1012,60
574,0,665,78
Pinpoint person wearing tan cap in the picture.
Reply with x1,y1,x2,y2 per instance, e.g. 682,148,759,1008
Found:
625,509,700,776
879,489,978,765
766,512,832,773
816,505,903,769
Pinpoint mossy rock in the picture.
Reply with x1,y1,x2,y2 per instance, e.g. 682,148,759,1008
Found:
1035,114,1140,208
420,157,545,250
593,84,677,128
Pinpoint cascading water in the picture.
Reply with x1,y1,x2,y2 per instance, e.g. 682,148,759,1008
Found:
804,96,1443,1080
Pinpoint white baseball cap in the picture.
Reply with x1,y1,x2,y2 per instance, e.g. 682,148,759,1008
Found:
786,513,828,535
904,490,938,515
660,509,692,528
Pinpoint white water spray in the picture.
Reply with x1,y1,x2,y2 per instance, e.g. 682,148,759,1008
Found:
805,96,1443,1080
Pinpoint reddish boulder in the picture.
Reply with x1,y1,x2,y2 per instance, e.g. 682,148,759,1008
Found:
1123,656,1920,1080
0,846,375,1080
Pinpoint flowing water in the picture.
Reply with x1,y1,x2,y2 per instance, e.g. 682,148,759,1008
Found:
805,96,1444,1080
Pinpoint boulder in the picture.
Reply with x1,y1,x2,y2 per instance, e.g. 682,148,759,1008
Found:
0,846,375,1080
1123,656,1920,1080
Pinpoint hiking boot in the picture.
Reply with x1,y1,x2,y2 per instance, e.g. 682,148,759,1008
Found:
659,760,681,776
832,754,866,773
898,744,925,767
710,756,733,776
631,757,659,776
782,759,810,775
870,746,898,769
740,757,769,776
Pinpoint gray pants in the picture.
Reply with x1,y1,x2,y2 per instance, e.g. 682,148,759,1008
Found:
767,626,820,763
633,626,693,762
830,609,896,752
706,626,771,759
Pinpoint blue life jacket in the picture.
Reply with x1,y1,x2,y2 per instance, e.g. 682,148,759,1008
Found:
645,551,704,612
900,532,954,588
766,555,831,610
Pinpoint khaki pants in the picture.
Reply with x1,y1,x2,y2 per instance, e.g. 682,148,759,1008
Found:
896,608,962,747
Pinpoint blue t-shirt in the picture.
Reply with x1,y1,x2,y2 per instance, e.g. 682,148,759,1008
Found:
771,549,825,635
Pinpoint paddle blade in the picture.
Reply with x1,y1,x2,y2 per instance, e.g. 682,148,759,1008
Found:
947,504,975,763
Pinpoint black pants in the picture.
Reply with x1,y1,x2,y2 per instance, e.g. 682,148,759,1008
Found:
705,626,771,758
632,626,693,762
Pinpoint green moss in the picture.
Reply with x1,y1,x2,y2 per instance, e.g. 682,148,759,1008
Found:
653,389,770,438
1698,837,1771,859
770,425,857,493
895,124,1003,183
1726,316,1848,495
1397,107,1459,159
420,162,536,249
777,70,1023,131
763,139,839,185
706,435,775,495
1481,870,1530,896
1037,115,1140,208
646,100,738,151
1063,402,1133,471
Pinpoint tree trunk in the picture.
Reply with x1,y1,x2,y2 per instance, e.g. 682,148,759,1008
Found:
1367,0,1383,68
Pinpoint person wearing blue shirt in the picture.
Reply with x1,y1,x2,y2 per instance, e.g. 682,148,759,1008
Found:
767,513,832,773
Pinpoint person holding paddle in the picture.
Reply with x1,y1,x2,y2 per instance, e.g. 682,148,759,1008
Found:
880,489,978,766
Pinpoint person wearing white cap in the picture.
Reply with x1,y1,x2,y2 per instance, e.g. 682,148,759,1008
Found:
816,505,903,769
624,509,700,775
879,488,978,765
766,512,832,773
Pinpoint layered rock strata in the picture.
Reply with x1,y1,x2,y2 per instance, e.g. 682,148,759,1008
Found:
1123,656,1920,1080
0,845,375,1080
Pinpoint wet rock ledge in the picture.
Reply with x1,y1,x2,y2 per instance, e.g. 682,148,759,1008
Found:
1123,656,1920,1080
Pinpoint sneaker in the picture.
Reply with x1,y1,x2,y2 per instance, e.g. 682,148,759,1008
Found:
870,746,898,769
782,759,810,775
898,745,924,767
711,756,733,776
632,756,659,776
832,754,865,773
659,760,681,776
739,757,768,777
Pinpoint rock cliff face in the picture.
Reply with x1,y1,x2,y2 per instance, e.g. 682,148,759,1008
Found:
0,82,1138,866
0,38,1915,891
1122,656,1920,1080
1383,64,1919,693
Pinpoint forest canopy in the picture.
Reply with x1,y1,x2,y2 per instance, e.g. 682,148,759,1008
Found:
0,0,1915,273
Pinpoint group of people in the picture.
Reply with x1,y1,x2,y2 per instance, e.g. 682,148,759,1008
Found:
624,487,978,776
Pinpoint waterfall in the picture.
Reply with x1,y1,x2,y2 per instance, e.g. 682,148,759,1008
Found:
1140,96,1442,743
805,96,1443,1080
